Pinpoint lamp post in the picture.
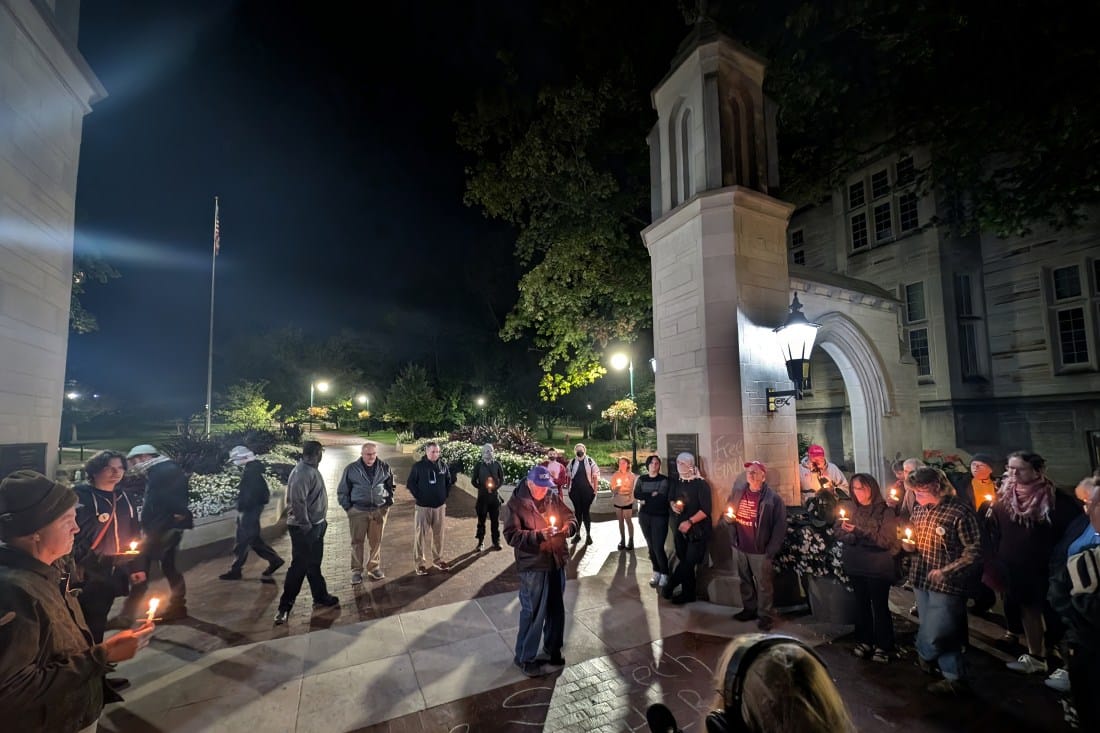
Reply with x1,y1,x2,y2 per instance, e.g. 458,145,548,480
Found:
475,396,487,425
610,352,637,470
309,380,329,432
357,393,370,435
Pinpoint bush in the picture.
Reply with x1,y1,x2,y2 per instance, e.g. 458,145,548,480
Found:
496,425,545,457
395,430,414,444
590,421,614,440
161,428,225,476
449,424,500,445
219,429,280,456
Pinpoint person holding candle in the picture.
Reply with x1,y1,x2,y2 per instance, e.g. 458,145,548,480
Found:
798,444,849,502
0,470,155,731
724,461,786,628
988,451,1077,677
886,457,924,520
835,473,900,663
663,452,712,606
900,466,983,695
566,443,600,546
219,446,285,582
471,443,505,552
610,457,636,551
503,465,577,677
634,455,671,588
336,441,394,584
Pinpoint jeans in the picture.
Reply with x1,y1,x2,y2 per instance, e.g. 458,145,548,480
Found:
348,506,389,572
279,521,330,612
665,532,707,602
230,508,283,572
475,494,501,544
122,527,185,618
914,588,969,680
515,568,566,664
639,513,670,575
735,550,775,619
849,574,895,652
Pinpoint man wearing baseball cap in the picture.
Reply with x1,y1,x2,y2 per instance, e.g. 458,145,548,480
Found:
503,465,578,677
799,444,849,501
219,446,284,581
724,460,787,631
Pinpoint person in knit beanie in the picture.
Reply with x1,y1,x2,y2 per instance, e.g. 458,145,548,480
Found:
0,470,154,732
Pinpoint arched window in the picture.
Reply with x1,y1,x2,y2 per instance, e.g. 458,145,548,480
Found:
680,108,693,200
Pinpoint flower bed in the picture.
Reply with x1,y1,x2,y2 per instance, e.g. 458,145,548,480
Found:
187,446,296,519
422,436,611,491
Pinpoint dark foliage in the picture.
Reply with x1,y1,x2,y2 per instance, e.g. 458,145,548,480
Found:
265,461,295,484
220,429,280,455
161,428,226,476
496,425,545,457
590,421,614,440
448,425,501,446
283,423,303,444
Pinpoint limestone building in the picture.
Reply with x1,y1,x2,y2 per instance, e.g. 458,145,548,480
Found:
0,0,104,476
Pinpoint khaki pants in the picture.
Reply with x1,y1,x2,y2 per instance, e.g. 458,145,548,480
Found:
414,504,446,567
348,506,389,573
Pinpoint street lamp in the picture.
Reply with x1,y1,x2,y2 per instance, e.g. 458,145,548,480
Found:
766,293,821,412
610,352,637,470
309,380,330,432
356,393,370,435
66,392,80,400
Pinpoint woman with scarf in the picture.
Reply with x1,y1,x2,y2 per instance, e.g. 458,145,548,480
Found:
989,451,1077,676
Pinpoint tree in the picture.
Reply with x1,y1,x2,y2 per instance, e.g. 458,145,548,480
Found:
69,255,120,334
601,398,637,441
384,364,444,436
216,380,281,431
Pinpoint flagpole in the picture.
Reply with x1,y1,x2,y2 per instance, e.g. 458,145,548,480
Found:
204,196,219,435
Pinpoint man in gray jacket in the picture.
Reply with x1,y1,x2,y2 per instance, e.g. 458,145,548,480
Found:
275,441,338,624
337,441,395,584
724,460,787,631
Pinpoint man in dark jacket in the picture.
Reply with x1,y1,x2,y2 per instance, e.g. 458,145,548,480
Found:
119,444,191,623
471,443,505,552
503,465,577,677
1049,475,1100,728
407,441,452,575
219,446,284,581
337,441,395,583
725,460,787,631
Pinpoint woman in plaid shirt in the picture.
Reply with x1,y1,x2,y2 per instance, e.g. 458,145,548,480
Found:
901,467,983,695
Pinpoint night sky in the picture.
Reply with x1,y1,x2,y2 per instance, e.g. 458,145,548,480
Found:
68,0,589,412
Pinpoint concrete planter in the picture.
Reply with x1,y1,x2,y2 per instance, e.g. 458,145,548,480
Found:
806,575,858,624
179,488,287,552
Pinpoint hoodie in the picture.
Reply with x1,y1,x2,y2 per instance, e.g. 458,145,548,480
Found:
471,444,505,500
835,490,901,581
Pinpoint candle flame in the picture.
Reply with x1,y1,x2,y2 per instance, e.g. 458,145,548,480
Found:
905,528,913,539
984,494,993,503
129,541,138,552
839,509,847,519
147,597,159,622
549,515,556,526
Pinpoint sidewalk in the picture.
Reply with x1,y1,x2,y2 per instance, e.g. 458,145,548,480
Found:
97,435,1072,732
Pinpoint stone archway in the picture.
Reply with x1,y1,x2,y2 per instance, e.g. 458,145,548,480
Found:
810,312,896,477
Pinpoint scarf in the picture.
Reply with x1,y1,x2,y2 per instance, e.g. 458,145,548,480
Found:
998,474,1055,527
130,454,171,475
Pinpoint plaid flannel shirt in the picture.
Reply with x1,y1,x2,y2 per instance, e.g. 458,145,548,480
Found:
908,496,983,596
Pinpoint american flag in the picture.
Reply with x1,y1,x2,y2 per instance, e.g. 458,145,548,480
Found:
213,197,221,256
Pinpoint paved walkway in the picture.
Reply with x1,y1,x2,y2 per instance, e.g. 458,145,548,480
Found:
96,436,1071,732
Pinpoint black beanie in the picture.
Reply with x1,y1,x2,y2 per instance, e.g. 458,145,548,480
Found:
969,453,1002,473
0,470,78,541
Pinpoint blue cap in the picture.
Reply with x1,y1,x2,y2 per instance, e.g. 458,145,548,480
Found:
526,465,554,487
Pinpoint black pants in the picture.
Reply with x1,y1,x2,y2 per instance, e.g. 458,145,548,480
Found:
639,513,670,575
122,528,185,617
1069,643,1100,729
664,533,706,601
475,494,501,544
79,574,118,643
230,508,283,571
849,574,896,652
571,488,594,537
279,521,330,612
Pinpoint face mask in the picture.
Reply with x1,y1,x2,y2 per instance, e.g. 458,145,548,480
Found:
576,450,584,457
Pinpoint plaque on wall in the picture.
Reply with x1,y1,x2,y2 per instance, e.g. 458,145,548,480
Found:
666,433,699,462
0,443,47,478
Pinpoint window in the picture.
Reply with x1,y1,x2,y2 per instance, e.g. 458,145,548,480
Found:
845,154,920,252
903,282,931,378
790,229,805,266
1057,308,1089,364
1053,265,1082,300
954,274,988,380
1042,261,1099,373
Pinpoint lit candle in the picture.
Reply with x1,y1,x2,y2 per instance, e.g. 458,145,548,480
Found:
889,488,898,500
146,597,159,623
616,479,622,487
839,508,848,520
674,500,684,512
126,540,140,555
549,515,557,531
486,477,495,491
726,506,735,519
984,494,993,503
903,527,914,544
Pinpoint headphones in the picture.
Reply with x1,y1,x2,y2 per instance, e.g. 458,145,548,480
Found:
705,634,828,733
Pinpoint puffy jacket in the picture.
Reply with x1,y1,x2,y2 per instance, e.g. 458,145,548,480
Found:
337,458,394,511
1048,515,1100,651
503,482,577,572
0,547,112,732
836,496,900,581
726,484,786,558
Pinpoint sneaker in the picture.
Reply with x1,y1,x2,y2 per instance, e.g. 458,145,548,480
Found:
367,569,385,581
1006,654,1048,674
273,609,289,625
434,560,451,571
519,660,547,677
476,542,484,552
649,572,661,587
852,643,873,659
491,543,503,551
872,648,892,664
415,565,429,576
218,570,242,581
537,653,566,668
658,574,669,588
757,616,774,631
909,604,919,617
313,595,340,608
351,571,363,585
733,609,758,622
261,558,285,576
1045,667,1070,693
927,678,970,697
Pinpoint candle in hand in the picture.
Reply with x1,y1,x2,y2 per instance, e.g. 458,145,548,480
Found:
889,488,898,500
146,597,159,623
486,478,495,491
984,494,993,503
126,540,140,554
839,508,848,520
726,506,735,519
674,500,684,512
903,527,914,544
549,515,556,527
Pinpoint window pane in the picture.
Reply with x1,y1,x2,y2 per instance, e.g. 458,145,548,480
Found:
909,328,931,376
874,202,893,241
896,156,916,186
959,322,981,378
905,282,926,323
848,181,865,209
1094,260,1100,294
899,192,919,231
793,250,806,266
1052,265,1082,300
1058,308,1089,364
791,230,804,248
871,169,890,198
955,274,974,316
850,213,868,250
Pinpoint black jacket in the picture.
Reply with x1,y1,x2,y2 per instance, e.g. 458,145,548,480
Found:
337,458,395,511
503,482,577,571
836,496,900,581
73,484,141,560
236,461,271,513
140,460,191,533
406,456,451,508
634,474,670,516
471,460,505,499
725,483,785,557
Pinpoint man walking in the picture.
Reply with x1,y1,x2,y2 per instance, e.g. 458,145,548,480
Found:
275,440,338,625
725,460,787,631
119,444,191,623
504,465,577,677
407,441,452,575
337,441,395,584
219,446,284,580
471,443,504,552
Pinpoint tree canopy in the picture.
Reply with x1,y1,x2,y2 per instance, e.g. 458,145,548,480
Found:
69,255,120,334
